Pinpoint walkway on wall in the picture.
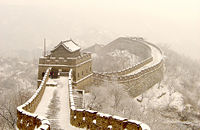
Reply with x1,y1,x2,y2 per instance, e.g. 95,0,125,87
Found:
125,42,162,76
34,77,84,130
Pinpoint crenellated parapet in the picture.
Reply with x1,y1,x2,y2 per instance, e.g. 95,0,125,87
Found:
93,38,164,97
17,68,52,130
117,59,163,82
38,47,93,89
93,57,153,77
68,69,150,130
16,37,163,129
39,53,91,67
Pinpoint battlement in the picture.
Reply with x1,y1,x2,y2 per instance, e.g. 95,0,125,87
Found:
37,40,93,89
93,38,164,97
16,37,164,129
39,53,91,66
93,57,153,76
68,69,150,130
17,68,52,130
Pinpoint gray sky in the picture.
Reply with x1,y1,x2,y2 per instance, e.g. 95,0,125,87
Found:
0,0,199,59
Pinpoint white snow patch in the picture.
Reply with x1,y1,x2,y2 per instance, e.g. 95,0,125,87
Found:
135,82,185,112
56,77,84,130
34,87,56,117
63,40,81,52
46,79,57,86
125,41,162,76
34,77,84,129
169,92,184,112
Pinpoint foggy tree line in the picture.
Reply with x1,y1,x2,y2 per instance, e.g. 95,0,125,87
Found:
0,57,37,129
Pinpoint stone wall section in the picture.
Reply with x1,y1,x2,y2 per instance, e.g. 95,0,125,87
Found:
17,68,52,130
38,53,93,88
101,37,152,60
68,69,150,130
17,38,162,129
93,56,153,77
92,39,164,97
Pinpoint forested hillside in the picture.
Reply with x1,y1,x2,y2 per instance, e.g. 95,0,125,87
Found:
84,45,200,130
0,57,37,129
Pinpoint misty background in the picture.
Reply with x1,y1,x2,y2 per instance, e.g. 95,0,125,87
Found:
0,1,200,129
0,0,199,60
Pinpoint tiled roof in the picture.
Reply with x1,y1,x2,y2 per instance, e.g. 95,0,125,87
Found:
52,39,81,52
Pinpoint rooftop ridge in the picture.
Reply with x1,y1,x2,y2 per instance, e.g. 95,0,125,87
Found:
51,39,81,53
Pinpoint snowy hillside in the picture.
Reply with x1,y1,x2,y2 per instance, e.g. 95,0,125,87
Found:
93,49,140,72
84,45,200,130
0,56,37,129
0,57,37,91
84,41,143,72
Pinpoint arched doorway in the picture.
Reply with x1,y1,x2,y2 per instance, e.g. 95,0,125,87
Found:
50,68,58,78
42,72,45,78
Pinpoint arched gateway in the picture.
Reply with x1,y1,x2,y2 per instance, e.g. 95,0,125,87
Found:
38,39,93,89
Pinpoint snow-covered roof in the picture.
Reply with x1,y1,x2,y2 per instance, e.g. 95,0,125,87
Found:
53,39,81,52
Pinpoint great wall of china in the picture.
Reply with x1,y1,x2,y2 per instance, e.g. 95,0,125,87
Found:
93,37,164,97
17,68,51,130
68,69,150,130
16,37,164,130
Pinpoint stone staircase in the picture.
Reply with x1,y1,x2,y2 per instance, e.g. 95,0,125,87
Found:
73,90,84,109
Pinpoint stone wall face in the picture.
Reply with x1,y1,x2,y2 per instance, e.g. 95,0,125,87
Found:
38,65,71,88
38,53,93,89
72,54,93,89
124,61,163,97
93,62,164,97
73,54,92,81
17,38,162,129
93,56,153,77
38,66,49,86
92,39,164,98
68,69,150,130
73,74,93,90
17,68,51,130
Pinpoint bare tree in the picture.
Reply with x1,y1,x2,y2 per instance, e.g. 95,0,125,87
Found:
0,88,33,129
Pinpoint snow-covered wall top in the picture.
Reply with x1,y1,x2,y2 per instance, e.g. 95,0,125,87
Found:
39,53,91,67
16,68,51,130
93,37,164,97
101,37,152,60
93,56,153,76
93,37,163,81
68,69,151,130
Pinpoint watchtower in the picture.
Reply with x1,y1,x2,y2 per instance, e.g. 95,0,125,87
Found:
37,39,93,89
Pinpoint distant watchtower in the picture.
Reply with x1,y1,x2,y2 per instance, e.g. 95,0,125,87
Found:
38,39,93,89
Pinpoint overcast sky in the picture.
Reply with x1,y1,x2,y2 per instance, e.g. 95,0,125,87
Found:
0,0,199,59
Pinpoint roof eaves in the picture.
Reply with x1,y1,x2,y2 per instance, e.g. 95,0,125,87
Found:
51,41,63,52
51,39,81,53
62,42,73,52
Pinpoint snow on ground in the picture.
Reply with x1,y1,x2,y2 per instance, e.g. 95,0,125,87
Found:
135,83,185,112
34,77,84,130
108,49,140,66
56,77,83,130
34,86,57,117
